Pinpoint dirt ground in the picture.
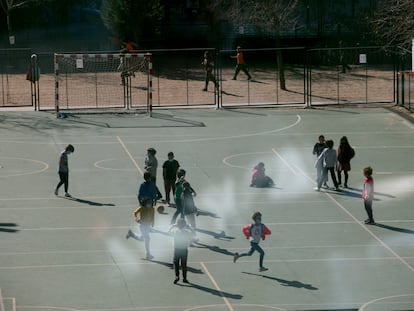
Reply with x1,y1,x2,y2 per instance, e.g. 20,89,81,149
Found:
0,64,401,110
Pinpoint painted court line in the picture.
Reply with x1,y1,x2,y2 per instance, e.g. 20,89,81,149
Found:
116,136,143,175
0,256,411,271
273,149,414,274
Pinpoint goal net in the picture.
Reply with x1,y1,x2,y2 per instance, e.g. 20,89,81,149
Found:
54,52,152,114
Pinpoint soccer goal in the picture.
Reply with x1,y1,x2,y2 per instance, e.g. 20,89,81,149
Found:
54,52,153,115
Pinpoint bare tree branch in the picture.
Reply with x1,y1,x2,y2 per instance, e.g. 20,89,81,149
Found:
370,0,414,54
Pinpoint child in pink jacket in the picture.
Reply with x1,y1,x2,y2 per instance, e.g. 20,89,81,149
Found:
233,212,271,271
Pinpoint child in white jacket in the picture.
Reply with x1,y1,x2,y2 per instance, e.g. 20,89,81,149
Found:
315,140,339,191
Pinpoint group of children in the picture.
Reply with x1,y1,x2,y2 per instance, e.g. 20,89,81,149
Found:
313,135,375,224
54,139,374,285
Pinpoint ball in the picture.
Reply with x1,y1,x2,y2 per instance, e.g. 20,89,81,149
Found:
156,205,165,214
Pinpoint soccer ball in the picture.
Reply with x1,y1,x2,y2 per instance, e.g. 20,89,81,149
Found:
156,205,165,214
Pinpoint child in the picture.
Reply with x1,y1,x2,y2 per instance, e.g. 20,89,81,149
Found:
182,181,198,229
233,212,271,272
137,171,157,206
315,140,339,191
250,162,274,188
313,135,328,188
337,136,355,188
171,169,189,224
54,144,74,197
126,198,155,260
362,166,375,225
170,218,196,284
162,152,180,206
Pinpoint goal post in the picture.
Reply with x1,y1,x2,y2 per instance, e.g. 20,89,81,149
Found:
54,52,152,116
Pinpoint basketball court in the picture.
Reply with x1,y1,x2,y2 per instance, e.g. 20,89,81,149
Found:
0,106,413,311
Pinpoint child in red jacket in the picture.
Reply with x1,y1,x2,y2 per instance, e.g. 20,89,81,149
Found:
233,212,271,271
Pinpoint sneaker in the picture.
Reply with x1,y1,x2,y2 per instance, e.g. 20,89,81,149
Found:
146,254,154,260
364,219,375,225
314,187,320,191
65,192,72,197
183,279,189,283
233,252,239,263
323,183,329,189
126,230,133,239
259,267,268,272
173,277,179,284
344,183,348,188
54,189,58,196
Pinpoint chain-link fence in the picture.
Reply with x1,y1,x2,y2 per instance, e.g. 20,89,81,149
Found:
0,48,33,107
0,46,401,111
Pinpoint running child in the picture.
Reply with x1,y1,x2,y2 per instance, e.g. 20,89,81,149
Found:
126,197,155,260
233,212,271,272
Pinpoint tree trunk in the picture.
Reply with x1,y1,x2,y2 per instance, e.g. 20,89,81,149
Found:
275,34,286,90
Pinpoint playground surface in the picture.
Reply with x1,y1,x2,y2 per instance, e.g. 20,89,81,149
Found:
0,105,413,311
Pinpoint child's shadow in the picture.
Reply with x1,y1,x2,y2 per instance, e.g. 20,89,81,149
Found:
242,272,318,290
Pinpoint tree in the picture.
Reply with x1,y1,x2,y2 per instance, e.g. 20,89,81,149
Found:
207,0,299,90
100,0,163,47
0,0,33,42
370,0,414,55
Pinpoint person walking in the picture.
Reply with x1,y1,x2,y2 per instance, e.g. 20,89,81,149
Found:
231,46,252,80
337,136,355,188
182,181,198,230
162,152,180,206
170,218,196,284
362,166,375,225
170,168,187,224
315,140,339,191
233,212,271,272
126,197,155,260
54,144,74,197
202,50,218,91
144,147,162,201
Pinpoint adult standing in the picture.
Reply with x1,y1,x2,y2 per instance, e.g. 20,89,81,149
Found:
54,144,74,197
337,136,355,188
144,147,162,200
162,152,180,206
231,46,252,80
202,50,218,91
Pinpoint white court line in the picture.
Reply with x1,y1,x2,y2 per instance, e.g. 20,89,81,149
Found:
273,150,414,273
0,288,4,311
116,136,143,175
200,262,234,311
271,148,299,175
0,256,412,271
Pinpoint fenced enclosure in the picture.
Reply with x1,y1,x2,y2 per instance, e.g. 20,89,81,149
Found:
305,46,395,106
0,46,402,112
0,48,33,107
54,53,152,112
398,71,414,111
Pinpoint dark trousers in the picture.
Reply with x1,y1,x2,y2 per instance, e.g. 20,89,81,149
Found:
240,241,265,268
150,176,163,199
233,64,251,79
56,172,69,192
164,179,176,203
364,199,374,222
170,198,184,224
173,248,188,279
319,167,338,189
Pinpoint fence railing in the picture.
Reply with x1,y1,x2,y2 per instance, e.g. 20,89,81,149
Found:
0,46,401,112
